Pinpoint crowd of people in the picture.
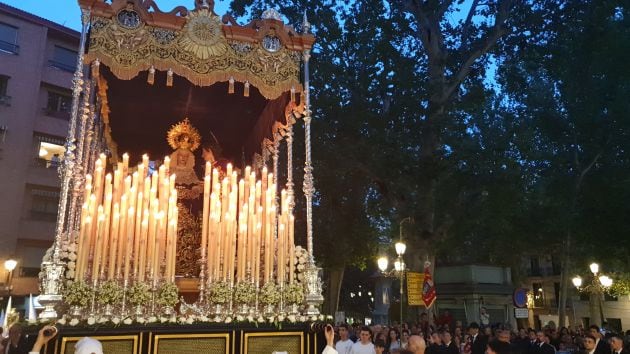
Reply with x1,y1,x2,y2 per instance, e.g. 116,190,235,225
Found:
322,318,630,354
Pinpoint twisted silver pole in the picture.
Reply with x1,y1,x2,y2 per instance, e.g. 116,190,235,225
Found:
39,8,91,320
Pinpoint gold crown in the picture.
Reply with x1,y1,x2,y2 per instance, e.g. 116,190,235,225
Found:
167,118,201,151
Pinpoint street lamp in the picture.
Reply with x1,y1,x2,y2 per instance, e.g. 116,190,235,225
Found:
573,262,613,327
4,258,17,296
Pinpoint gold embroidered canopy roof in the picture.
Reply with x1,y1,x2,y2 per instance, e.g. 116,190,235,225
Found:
78,0,315,100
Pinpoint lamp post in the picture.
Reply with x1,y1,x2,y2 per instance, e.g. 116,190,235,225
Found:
572,262,613,327
377,241,407,325
4,258,17,296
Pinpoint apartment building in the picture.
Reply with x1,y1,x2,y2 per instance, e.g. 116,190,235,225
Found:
520,254,630,331
0,2,79,300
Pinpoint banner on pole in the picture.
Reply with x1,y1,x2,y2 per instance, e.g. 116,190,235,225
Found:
407,272,424,306
422,262,437,308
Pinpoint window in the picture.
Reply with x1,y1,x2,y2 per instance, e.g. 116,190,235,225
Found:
49,46,76,72
45,90,72,119
551,255,562,275
529,256,541,276
19,267,41,277
0,75,9,106
29,187,60,221
33,133,65,168
0,22,19,54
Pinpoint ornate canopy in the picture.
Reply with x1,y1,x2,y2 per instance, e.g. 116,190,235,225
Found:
78,0,313,162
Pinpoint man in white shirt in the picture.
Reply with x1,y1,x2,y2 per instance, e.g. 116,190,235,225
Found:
336,324,354,354
350,326,376,354
610,334,628,354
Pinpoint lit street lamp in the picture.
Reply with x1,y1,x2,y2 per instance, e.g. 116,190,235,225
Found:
572,262,613,327
4,258,18,297
377,219,411,325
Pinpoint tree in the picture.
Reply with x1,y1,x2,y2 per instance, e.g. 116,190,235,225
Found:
498,0,630,326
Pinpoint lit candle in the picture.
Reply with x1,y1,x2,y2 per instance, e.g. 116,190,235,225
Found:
108,203,120,280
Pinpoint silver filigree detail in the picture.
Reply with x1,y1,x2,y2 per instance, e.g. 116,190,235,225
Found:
117,9,141,29
91,18,108,31
152,28,177,45
262,35,282,53
230,42,254,55
262,8,282,21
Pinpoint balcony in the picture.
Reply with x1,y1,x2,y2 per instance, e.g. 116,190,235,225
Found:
29,210,58,222
0,39,19,55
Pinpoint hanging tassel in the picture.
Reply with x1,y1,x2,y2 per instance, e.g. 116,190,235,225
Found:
244,81,250,97
166,68,173,87
147,65,155,85
290,86,296,103
91,58,100,78
228,77,235,94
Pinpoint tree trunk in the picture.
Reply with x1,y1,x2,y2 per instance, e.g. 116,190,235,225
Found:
324,266,345,316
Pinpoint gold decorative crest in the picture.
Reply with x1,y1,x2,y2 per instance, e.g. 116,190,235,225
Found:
179,9,228,59
167,118,201,152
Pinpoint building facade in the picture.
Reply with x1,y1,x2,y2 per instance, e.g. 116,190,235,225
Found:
0,3,78,301
520,254,630,332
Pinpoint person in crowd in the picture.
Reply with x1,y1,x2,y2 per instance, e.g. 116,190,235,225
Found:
497,330,511,344
536,330,557,354
401,330,410,350
578,335,597,354
375,339,386,354
325,324,340,354
441,331,459,354
408,335,427,354
610,334,629,354
4,323,29,354
350,326,376,354
388,329,402,353
470,322,489,354
28,325,103,354
588,326,609,354
336,324,355,354
487,339,513,354
427,332,443,354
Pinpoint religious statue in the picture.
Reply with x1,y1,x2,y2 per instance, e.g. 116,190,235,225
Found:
167,118,203,277
167,118,201,186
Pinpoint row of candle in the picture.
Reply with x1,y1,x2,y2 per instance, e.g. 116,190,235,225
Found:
200,162,296,286
74,154,179,284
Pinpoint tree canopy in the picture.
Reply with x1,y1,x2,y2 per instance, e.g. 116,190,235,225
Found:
229,0,630,314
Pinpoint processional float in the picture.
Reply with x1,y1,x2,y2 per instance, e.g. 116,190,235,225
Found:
38,0,324,326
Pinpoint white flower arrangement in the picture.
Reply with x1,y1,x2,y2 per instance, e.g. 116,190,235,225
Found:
96,280,124,305
207,281,231,304
259,282,281,305
156,282,179,307
123,318,133,325
127,282,151,306
233,281,256,304
63,281,93,307
294,246,309,283
69,318,80,326
283,282,304,304
87,317,96,325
